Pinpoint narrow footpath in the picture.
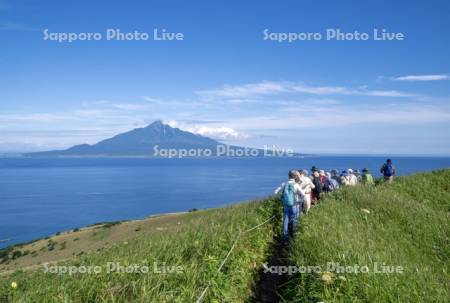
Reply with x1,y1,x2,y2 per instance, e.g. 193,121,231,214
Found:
250,212,298,302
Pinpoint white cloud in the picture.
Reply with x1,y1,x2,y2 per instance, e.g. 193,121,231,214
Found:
165,120,249,140
392,74,450,81
112,103,152,110
364,90,415,97
290,83,416,97
0,113,73,123
197,81,417,99
196,81,290,99
221,104,450,133
292,84,352,95
0,22,39,31
1,79,448,152
141,96,165,104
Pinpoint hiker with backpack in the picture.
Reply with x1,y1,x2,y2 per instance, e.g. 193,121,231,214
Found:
274,170,306,243
340,170,354,186
330,169,341,185
362,168,375,185
354,169,362,183
326,171,339,191
380,159,396,182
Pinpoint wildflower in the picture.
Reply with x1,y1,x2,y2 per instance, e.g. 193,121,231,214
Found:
321,273,333,283
11,282,18,289
338,275,347,281
361,208,371,214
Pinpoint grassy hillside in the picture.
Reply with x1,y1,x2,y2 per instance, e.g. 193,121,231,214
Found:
1,170,449,302
0,213,190,272
282,170,450,302
0,199,279,302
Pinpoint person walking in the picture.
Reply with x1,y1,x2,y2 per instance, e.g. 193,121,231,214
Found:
298,169,315,213
340,170,350,186
330,169,341,185
326,171,339,191
362,168,375,185
380,159,396,182
319,170,333,193
354,169,362,183
346,169,358,186
311,169,323,204
274,170,306,244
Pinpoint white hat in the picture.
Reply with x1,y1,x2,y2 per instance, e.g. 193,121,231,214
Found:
347,168,353,174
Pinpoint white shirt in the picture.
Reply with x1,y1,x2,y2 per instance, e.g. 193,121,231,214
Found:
348,174,358,185
298,175,315,194
274,179,306,203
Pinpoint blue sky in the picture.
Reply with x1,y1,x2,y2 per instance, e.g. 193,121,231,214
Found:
1,0,450,154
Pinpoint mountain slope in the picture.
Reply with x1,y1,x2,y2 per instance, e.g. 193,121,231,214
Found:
26,121,223,157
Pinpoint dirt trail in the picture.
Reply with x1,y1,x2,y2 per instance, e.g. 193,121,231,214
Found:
250,207,298,303
250,236,292,302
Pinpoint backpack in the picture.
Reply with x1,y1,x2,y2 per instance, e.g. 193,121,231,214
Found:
382,164,394,177
328,178,338,191
281,183,295,206
313,177,323,193
322,177,331,192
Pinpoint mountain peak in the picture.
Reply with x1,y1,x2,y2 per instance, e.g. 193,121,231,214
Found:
25,120,221,157
145,120,173,137
146,120,165,129
149,120,164,126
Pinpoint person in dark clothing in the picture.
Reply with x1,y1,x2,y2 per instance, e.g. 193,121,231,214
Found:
319,170,333,193
330,169,341,185
380,158,396,182
311,169,323,203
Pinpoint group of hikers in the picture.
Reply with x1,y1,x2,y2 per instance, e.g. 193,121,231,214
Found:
275,159,396,243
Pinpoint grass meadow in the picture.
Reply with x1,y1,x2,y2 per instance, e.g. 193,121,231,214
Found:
282,170,450,302
1,199,279,302
1,170,449,302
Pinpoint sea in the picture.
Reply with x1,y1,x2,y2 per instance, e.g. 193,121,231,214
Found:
1,156,450,248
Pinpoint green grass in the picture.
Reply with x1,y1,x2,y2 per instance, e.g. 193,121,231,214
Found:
0,199,279,302
1,170,448,302
282,170,450,302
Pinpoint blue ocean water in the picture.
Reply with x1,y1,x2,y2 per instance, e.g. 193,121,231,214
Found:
1,156,449,248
